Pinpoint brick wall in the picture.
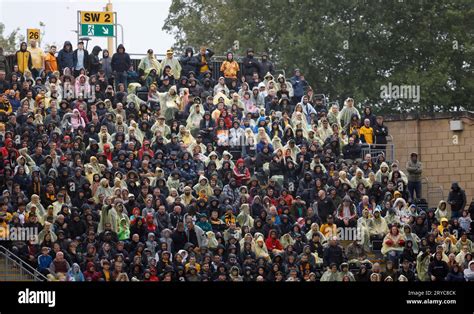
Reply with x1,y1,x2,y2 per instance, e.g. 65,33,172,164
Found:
384,112,474,208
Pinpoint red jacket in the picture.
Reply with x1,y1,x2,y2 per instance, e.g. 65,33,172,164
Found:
265,237,283,251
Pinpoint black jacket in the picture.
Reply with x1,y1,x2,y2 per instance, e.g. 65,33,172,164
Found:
323,244,345,267
88,46,102,75
260,59,274,78
198,48,214,72
241,55,261,78
343,143,362,160
398,268,416,282
448,183,467,212
316,197,336,223
73,48,89,70
180,47,200,77
373,123,389,145
111,44,131,73
428,258,449,281
57,41,74,71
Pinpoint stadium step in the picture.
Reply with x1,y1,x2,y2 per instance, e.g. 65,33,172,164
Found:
0,250,43,282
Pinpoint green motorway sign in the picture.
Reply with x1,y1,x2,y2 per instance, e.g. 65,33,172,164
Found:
80,24,114,37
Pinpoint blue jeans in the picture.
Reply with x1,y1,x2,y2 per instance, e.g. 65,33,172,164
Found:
115,71,128,90
386,250,402,268
408,181,422,200
451,210,461,219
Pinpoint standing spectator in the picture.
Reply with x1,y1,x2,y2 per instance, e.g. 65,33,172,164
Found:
448,182,467,219
15,42,32,74
338,98,360,133
406,152,422,201
73,40,89,77
0,47,9,76
100,49,113,83
44,45,58,75
160,48,181,78
57,41,74,72
300,94,316,124
0,71,9,94
88,46,102,76
138,49,161,81
220,52,239,87
373,115,388,151
180,47,200,77
28,39,45,78
111,44,131,89
241,48,260,83
358,118,374,145
259,52,274,78
361,106,377,126
197,46,214,80
290,69,308,106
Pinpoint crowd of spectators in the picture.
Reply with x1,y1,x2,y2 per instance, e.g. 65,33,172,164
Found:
0,40,473,282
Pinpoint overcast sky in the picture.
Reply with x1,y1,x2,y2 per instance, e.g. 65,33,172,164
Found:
0,0,175,56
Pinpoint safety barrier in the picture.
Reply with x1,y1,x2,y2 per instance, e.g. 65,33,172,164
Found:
0,245,48,282
360,143,395,164
4,54,281,84
421,177,445,208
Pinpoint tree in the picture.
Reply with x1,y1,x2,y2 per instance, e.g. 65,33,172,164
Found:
163,0,474,112
0,22,24,55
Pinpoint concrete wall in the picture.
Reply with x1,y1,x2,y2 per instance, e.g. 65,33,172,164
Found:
384,112,474,208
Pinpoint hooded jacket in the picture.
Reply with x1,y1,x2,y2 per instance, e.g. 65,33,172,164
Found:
111,44,131,73
236,204,254,228
448,182,466,213
434,200,449,221
15,42,32,74
88,45,102,75
241,52,261,79
193,175,213,197
464,261,474,281
375,162,390,182
57,41,74,71
180,47,200,77
338,100,360,131
67,263,85,282
160,53,182,78
368,208,389,236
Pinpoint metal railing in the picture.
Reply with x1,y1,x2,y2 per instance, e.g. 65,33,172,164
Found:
0,245,48,282
361,142,395,164
5,54,283,86
421,177,445,208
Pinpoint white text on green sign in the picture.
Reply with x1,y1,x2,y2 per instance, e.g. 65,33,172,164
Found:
81,24,114,37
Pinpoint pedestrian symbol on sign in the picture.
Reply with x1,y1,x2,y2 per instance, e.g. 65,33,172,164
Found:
87,25,94,36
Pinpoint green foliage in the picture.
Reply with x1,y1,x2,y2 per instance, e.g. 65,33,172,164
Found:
0,23,25,55
163,0,474,112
